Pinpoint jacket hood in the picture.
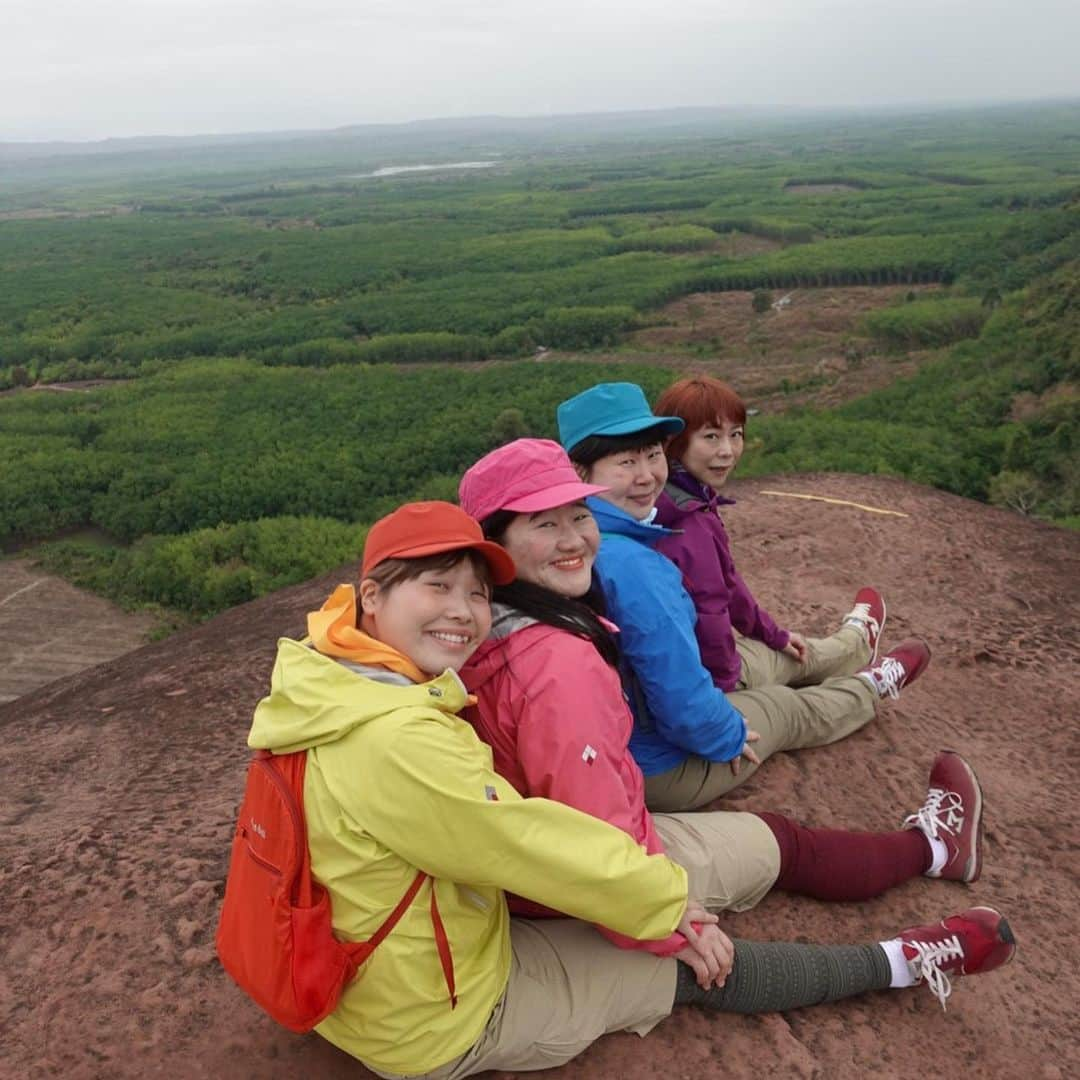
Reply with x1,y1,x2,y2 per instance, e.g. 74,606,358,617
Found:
247,637,471,754
660,464,737,517
586,495,676,548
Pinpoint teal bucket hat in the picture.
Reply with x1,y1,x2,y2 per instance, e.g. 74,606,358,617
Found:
557,382,684,454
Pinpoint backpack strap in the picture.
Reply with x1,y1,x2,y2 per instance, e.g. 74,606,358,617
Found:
342,872,457,1009
351,869,428,962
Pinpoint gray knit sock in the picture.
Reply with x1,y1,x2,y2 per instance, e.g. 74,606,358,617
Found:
674,939,892,1014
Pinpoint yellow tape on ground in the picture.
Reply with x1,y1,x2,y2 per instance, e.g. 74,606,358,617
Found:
758,490,910,518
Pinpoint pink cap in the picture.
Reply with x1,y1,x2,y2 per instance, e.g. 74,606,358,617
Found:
459,438,609,524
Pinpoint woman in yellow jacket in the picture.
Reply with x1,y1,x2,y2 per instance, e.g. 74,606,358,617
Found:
246,501,1014,1079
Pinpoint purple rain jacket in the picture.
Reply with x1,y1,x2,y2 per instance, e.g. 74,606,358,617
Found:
653,463,790,692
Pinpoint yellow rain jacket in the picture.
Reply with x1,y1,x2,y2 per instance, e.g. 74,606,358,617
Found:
248,638,688,1076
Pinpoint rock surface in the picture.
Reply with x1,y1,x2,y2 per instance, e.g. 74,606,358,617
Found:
3,473,1078,1079
0,558,157,705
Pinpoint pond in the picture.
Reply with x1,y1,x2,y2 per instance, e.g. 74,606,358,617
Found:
349,161,500,179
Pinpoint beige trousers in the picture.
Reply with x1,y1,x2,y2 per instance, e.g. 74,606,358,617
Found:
644,627,876,812
370,814,781,1079
735,624,869,690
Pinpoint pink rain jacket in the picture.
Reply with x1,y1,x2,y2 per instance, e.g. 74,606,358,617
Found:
461,608,685,957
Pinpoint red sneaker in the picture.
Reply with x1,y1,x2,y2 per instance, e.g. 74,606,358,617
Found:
857,638,930,699
897,906,1016,1010
904,750,984,882
843,587,886,661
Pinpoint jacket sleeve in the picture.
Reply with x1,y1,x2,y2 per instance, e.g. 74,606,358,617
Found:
352,712,688,943
715,518,789,651
726,564,789,650
512,636,686,956
667,516,789,657
658,520,740,683
600,543,747,763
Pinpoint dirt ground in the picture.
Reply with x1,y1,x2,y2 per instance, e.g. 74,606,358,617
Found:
2,473,1078,1079
0,558,157,705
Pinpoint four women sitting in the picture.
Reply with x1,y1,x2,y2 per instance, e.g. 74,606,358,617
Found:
240,377,1016,1079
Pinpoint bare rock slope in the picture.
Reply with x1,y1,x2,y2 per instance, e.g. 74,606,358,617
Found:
3,474,1078,1080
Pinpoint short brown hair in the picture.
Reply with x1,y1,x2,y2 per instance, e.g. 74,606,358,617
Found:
363,549,493,595
654,376,747,463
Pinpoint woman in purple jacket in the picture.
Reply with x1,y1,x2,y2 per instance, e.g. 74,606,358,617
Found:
654,374,884,694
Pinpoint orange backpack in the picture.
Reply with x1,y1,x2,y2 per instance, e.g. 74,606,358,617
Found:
216,749,456,1032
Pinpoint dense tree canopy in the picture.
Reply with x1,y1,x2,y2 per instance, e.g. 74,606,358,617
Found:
2,105,1077,619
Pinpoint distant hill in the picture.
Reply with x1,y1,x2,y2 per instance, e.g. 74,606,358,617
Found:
6,99,1078,164
0,105,834,162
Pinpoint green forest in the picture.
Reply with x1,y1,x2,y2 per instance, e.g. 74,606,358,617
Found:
2,104,1077,623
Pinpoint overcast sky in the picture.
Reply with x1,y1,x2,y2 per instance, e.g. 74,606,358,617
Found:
3,0,1079,142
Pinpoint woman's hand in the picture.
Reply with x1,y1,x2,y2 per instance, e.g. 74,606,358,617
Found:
677,898,718,938
675,915,735,989
729,729,761,776
781,632,808,664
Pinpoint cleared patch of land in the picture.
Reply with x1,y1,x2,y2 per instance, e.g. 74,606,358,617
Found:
615,284,942,410
699,231,785,257
0,558,157,704
0,205,136,221
408,285,944,412
785,182,864,194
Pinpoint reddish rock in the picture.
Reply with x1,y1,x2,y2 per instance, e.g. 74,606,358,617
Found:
2,474,1077,1079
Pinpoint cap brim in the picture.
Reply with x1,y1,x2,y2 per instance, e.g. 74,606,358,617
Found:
473,539,517,585
502,480,610,515
593,413,684,439
382,536,516,585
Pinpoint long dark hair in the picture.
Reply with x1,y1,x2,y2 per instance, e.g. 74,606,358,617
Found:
481,508,620,669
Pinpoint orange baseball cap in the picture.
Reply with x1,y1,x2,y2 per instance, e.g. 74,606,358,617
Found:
361,501,516,584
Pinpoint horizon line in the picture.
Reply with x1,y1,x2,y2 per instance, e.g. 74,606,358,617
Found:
4,94,1079,148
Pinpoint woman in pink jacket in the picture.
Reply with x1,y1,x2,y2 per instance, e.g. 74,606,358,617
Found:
457,438,1011,1010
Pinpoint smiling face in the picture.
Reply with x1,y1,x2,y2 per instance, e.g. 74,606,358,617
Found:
498,501,600,599
584,442,668,520
359,557,493,675
680,419,745,491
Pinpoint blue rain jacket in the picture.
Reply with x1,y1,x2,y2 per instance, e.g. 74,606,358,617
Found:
587,497,748,776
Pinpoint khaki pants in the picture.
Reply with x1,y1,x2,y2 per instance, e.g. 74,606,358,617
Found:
645,631,877,812
372,814,780,1079
735,624,869,690
370,919,677,1080
653,809,780,910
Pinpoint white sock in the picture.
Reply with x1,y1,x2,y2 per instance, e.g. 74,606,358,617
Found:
923,834,948,875
880,939,916,988
856,670,879,695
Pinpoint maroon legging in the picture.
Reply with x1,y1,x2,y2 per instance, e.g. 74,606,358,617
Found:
757,812,931,902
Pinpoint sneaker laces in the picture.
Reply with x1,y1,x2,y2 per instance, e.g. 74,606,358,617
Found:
905,785,965,840
843,601,880,641
904,934,964,1010
869,655,906,699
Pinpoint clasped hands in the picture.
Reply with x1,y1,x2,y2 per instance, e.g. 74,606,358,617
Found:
675,899,734,990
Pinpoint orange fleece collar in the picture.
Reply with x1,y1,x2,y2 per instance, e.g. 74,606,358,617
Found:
307,584,429,684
